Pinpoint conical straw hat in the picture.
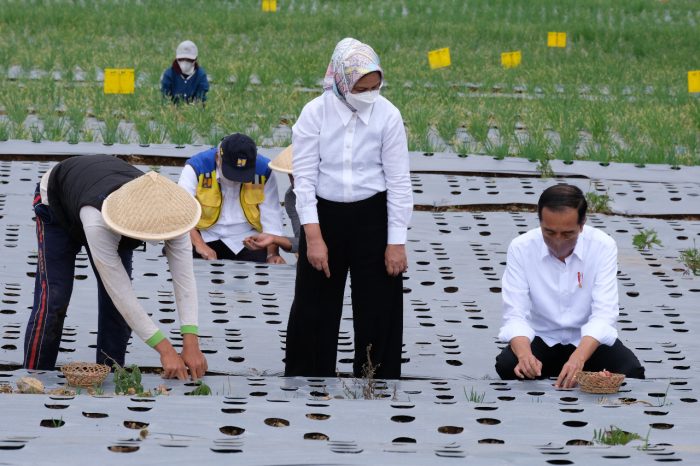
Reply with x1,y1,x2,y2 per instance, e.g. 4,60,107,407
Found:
102,171,201,241
268,145,293,174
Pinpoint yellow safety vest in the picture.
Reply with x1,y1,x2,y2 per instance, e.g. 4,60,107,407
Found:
195,171,266,231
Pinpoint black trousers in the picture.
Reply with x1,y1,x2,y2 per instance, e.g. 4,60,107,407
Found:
25,185,133,369
284,192,404,379
192,239,266,263
495,336,646,379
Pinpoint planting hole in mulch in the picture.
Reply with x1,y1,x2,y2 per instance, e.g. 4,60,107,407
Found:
437,426,463,434
44,404,69,409
476,418,501,425
219,426,245,436
303,432,329,440
650,423,674,430
563,420,587,427
40,419,65,428
305,413,330,420
391,415,415,423
83,412,108,418
221,408,246,414
108,445,139,453
264,418,289,427
478,438,505,444
123,421,148,429
566,439,594,446
0,442,25,450
393,437,416,443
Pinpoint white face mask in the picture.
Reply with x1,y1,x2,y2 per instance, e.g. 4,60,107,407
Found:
345,89,379,112
178,59,195,76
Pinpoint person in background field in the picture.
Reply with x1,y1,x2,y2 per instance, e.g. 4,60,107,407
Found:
178,133,285,264
495,184,645,388
161,40,209,104
243,145,300,256
23,155,208,380
284,38,413,379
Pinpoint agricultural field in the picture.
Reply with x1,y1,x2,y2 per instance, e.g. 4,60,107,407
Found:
0,0,699,166
2,2,700,464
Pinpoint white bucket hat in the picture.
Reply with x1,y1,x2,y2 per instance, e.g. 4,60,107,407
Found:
268,145,293,174
176,40,198,60
102,171,201,241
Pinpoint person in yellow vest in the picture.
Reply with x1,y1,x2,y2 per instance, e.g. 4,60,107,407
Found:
178,133,285,263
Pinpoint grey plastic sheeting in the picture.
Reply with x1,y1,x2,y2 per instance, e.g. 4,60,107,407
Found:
411,174,700,216
0,374,698,465
1,160,699,464
2,139,700,183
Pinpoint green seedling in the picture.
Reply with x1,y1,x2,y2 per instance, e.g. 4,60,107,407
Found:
679,241,700,276
633,229,662,251
593,425,642,445
0,121,9,141
100,118,119,145
29,124,42,143
464,386,485,403
113,363,144,396
185,380,212,396
585,191,612,214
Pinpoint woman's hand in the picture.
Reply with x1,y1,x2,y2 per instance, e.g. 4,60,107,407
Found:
385,244,407,276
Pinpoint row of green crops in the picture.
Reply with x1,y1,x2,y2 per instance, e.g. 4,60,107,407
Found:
0,0,699,164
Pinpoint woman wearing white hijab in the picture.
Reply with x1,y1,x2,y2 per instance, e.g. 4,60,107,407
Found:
285,38,413,379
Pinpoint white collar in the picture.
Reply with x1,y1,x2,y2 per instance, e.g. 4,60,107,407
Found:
539,226,587,263
332,92,373,125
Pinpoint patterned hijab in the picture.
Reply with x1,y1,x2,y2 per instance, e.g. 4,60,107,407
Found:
323,38,383,105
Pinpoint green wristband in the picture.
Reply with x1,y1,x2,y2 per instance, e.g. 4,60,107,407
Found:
145,330,166,347
180,325,199,335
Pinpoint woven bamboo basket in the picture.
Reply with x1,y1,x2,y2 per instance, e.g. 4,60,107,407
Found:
61,362,111,388
576,371,625,394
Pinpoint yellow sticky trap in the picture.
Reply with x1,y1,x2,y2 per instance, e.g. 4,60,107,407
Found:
428,48,451,70
547,32,567,48
689,71,700,93
103,68,135,94
501,51,522,69
262,0,276,12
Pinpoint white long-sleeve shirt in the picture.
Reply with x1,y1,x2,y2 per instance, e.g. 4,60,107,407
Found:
40,169,199,345
80,207,198,343
498,225,619,347
292,91,413,244
178,164,284,253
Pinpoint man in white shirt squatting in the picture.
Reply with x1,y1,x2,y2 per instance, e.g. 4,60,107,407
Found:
178,133,285,263
496,184,644,388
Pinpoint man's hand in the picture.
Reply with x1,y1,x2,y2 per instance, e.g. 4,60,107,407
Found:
556,356,584,389
267,254,286,264
181,333,208,381
555,336,600,389
244,233,275,251
510,336,542,379
515,353,543,379
190,229,216,260
154,339,188,380
195,243,217,261
385,244,407,277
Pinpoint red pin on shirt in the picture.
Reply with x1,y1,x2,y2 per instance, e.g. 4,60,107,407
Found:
577,272,583,288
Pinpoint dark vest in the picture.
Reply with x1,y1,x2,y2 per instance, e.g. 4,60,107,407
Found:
47,155,144,246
